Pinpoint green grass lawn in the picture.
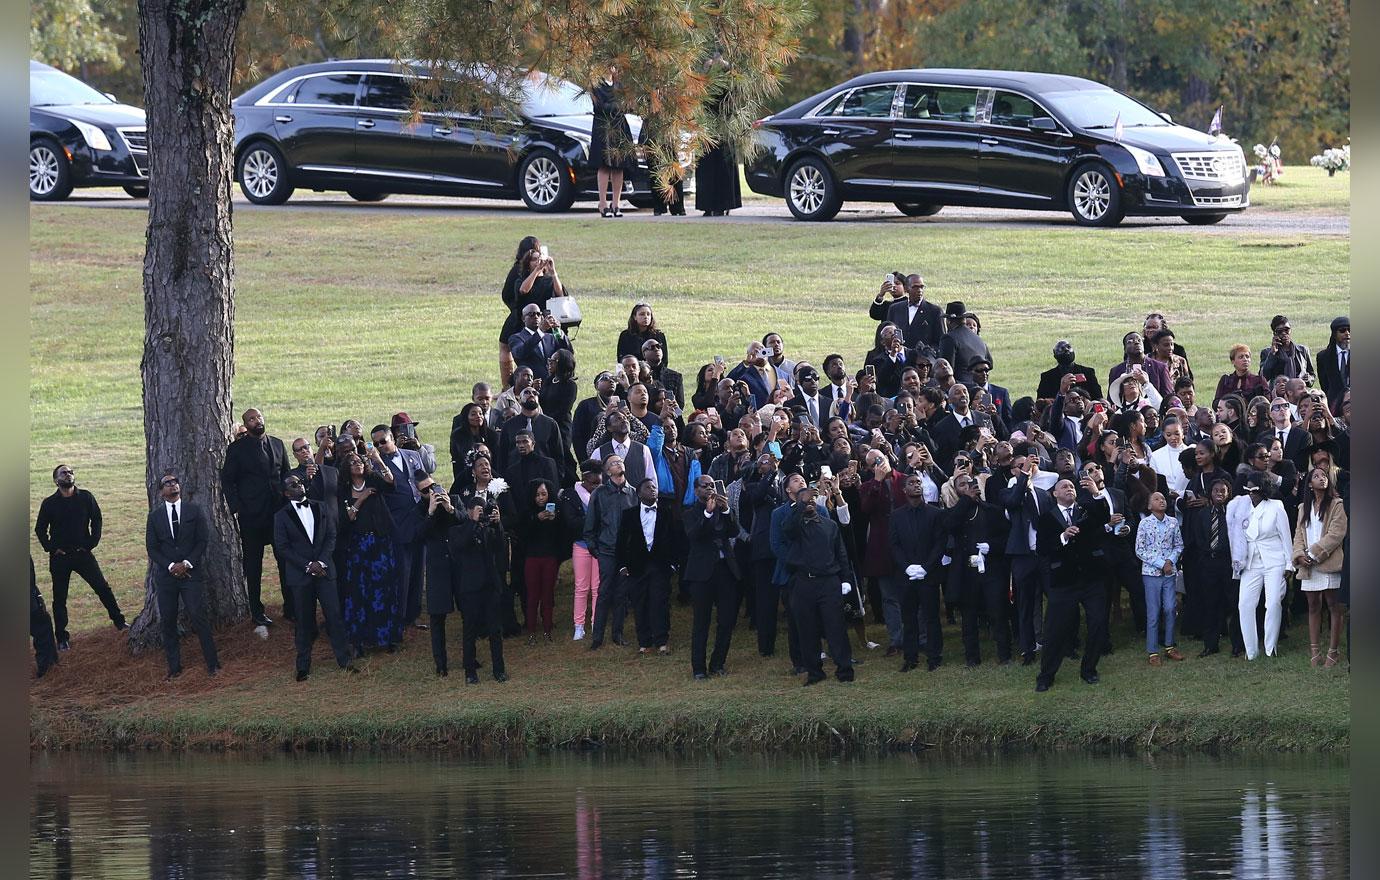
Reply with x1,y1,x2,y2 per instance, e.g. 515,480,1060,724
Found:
28,202,1349,751
1244,164,1351,212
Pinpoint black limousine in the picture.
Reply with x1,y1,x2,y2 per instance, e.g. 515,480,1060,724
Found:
29,60,149,201
232,60,672,211
745,68,1249,225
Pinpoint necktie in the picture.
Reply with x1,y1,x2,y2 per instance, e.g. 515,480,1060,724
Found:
808,397,818,426
170,502,180,540
1210,508,1222,553
1063,507,1072,527
1278,430,1286,448
1341,349,1349,382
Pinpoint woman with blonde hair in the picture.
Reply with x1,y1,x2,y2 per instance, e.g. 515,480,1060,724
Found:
1214,343,1269,403
1293,466,1348,667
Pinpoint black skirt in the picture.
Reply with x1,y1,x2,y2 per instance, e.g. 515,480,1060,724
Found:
695,145,742,213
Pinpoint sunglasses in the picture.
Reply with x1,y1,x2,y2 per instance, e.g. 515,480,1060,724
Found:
160,478,180,486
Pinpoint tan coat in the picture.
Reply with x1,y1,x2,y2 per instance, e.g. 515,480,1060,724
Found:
1292,497,1347,577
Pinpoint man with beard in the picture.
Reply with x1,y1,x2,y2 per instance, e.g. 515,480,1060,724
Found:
584,455,640,649
273,475,356,681
642,338,683,408
1036,340,1102,402
498,386,566,476
870,273,942,350
146,471,221,679
683,475,742,679
36,464,126,648
591,409,657,491
1109,331,1171,399
289,437,339,532
572,371,618,463
783,483,857,685
219,407,290,627
946,473,1013,666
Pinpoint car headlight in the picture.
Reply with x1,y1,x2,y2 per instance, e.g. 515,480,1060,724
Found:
69,119,113,152
569,131,590,159
1123,144,1164,177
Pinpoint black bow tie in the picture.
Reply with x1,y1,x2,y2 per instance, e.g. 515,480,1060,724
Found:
295,501,310,509
643,505,657,513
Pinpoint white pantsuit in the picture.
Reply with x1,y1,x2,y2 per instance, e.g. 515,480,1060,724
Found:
1238,499,1293,659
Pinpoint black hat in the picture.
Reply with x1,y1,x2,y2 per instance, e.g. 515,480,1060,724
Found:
944,301,966,321
968,355,992,371
1331,316,1350,332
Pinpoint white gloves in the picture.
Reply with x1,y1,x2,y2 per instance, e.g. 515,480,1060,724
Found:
941,555,952,567
905,564,926,581
976,543,990,555
841,582,853,595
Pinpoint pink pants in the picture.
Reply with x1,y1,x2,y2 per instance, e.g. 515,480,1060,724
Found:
572,544,601,626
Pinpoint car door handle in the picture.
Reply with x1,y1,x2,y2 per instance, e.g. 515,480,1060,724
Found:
894,132,914,140
981,138,1000,145
433,127,452,136
822,129,840,136
357,119,375,129
274,115,293,124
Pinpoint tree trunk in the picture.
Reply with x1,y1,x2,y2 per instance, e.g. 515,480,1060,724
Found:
128,0,249,654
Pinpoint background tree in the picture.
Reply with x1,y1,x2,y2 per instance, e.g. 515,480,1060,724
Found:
31,0,126,75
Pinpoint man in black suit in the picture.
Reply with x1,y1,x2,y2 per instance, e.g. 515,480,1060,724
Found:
1034,477,1110,691
448,497,508,684
505,431,560,506
789,366,829,431
938,301,992,386
820,354,852,419
968,357,1012,428
1036,340,1103,402
370,424,428,630
289,437,339,530
915,387,961,465
946,383,994,435
1181,477,1242,657
782,483,857,685
616,479,685,654
508,303,573,382
868,325,921,398
683,475,740,679
642,338,684,409
145,472,220,678
498,387,566,477
1257,396,1309,463
998,448,1054,665
869,274,942,350
1076,460,1144,653
947,474,1013,666
1315,316,1350,410
273,475,355,680
220,407,290,627
890,473,948,671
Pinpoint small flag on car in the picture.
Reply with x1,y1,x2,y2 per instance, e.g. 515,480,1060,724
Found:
1209,105,1223,136
1113,112,1123,142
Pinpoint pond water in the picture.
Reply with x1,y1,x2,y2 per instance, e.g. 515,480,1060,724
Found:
31,752,1347,879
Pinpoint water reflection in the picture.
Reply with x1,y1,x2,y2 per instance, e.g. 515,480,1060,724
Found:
30,753,1348,879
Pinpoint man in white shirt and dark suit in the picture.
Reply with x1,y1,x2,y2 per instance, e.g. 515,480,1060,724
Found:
274,475,356,680
145,472,220,679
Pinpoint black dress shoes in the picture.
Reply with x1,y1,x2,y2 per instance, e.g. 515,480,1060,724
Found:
253,615,273,627
465,672,479,684
1198,647,1220,658
493,671,508,682
588,640,603,651
296,670,309,682
166,667,183,680
436,665,448,677
1021,653,1036,666
1081,673,1100,685
803,673,826,686
926,659,942,672
693,673,708,681
1035,681,1051,693
899,661,918,672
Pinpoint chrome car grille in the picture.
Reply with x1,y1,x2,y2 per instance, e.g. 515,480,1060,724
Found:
1172,151,1245,184
1190,193,1245,208
117,127,149,177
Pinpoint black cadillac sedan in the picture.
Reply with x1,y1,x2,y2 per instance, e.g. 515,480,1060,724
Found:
29,60,149,201
746,69,1249,225
231,60,664,211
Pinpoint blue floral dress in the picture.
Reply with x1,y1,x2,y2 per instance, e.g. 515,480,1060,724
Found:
339,474,403,650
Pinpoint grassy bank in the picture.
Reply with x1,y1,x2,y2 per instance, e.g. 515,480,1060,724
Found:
29,195,1348,753
30,593,1349,753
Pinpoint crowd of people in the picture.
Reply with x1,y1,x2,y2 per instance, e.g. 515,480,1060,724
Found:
31,235,1351,691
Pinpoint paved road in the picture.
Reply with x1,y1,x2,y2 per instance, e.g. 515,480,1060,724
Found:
46,191,1349,235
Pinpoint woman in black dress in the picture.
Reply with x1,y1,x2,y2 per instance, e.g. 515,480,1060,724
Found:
616,301,669,365
695,93,742,217
590,66,636,218
540,348,579,486
450,403,499,489
337,451,403,655
498,240,565,387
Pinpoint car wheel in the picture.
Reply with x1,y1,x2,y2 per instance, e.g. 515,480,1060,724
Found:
30,138,73,201
347,190,389,202
894,201,942,217
519,149,574,212
1066,162,1124,227
123,185,149,199
785,156,841,221
1182,213,1227,226
237,141,294,205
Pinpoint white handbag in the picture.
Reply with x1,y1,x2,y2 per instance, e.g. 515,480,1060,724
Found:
546,294,583,331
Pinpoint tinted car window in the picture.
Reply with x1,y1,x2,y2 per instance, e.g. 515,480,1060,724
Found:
295,74,361,107
990,90,1049,127
900,86,980,122
837,85,897,118
362,75,415,111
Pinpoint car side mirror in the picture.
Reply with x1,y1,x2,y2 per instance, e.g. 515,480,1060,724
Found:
1159,111,1173,123
104,92,118,102
1028,117,1057,131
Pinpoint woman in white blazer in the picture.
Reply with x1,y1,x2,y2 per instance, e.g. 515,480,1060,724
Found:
1238,472,1293,659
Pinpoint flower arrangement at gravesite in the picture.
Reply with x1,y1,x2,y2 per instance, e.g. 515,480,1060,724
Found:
1310,141,1350,176
1252,142,1283,184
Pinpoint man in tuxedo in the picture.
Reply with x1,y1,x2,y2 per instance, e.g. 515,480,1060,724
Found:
220,407,290,627
1315,316,1350,410
1034,477,1110,691
508,303,572,383
820,354,852,419
590,410,656,490
683,475,741,679
1258,396,1308,463
1036,340,1102,402
35,464,127,649
968,357,1012,427
369,424,428,630
790,367,829,431
616,479,685,653
947,474,1014,666
145,472,220,678
869,274,942,350
289,437,339,531
273,475,355,680
998,447,1054,665
642,338,684,408
946,383,993,435
1076,460,1144,653
890,473,947,671
868,324,920,397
